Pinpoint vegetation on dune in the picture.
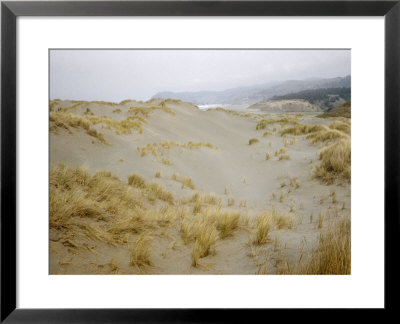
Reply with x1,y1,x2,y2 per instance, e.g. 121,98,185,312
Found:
278,154,290,161
191,223,218,266
171,173,196,190
130,232,152,269
179,207,243,266
306,128,348,144
256,117,298,130
328,120,351,135
50,111,145,142
49,100,178,142
280,120,350,142
50,165,181,272
49,96,351,274
278,116,351,183
248,138,259,145
279,216,350,274
280,124,324,136
314,138,351,184
137,141,218,158
49,112,108,144
319,101,351,118
276,213,295,229
50,164,145,247
50,164,351,274
252,213,274,245
128,103,175,117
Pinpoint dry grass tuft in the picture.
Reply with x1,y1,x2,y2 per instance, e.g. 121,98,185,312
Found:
128,174,146,188
50,164,147,249
280,124,324,136
130,232,152,269
127,103,175,117
216,211,240,239
329,121,351,135
252,213,274,245
318,211,324,229
248,138,259,145
50,112,108,144
146,182,174,204
276,213,295,229
192,223,218,267
192,202,202,214
279,154,290,161
256,118,298,130
314,138,351,183
137,141,218,158
280,123,349,144
302,216,350,274
171,173,195,190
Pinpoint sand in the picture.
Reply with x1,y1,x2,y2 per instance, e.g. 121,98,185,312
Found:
49,99,351,274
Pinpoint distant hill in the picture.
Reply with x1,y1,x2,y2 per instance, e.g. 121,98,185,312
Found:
152,75,351,106
269,87,351,111
318,101,351,118
248,99,322,113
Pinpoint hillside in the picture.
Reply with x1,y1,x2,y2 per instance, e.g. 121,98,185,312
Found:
318,101,351,118
269,87,351,111
248,99,322,113
152,75,351,106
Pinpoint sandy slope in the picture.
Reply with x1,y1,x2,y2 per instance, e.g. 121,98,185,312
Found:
49,99,351,274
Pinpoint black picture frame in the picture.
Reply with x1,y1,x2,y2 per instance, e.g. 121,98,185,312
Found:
1,0,399,322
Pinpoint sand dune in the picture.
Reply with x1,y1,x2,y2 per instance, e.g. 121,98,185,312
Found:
50,98,351,274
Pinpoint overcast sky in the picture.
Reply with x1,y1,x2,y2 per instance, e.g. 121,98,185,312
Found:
50,49,350,101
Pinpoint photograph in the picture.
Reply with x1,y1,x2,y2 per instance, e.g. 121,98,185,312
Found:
49,49,351,275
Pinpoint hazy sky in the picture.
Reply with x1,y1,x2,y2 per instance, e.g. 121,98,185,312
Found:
50,49,350,101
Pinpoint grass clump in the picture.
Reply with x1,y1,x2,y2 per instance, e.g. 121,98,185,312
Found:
306,128,348,144
192,223,218,267
50,164,147,250
128,104,175,117
49,112,108,144
314,138,351,183
302,216,350,274
279,154,290,161
252,213,274,245
280,124,324,136
137,141,218,157
256,118,298,130
216,211,240,239
171,173,196,190
276,213,295,229
128,174,146,188
227,198,235,206
130,232,152,269
249,138,259,145
146,182,174,204
328,121,351,135
182,177,195,190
